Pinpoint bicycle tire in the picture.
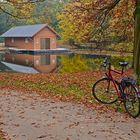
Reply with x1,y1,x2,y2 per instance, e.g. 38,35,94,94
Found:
92,77,118,104
123,83,140,118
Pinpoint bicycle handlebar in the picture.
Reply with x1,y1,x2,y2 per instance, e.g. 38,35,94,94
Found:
101,57,110,67
101,57,129,75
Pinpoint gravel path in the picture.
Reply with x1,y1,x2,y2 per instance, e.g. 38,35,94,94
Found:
0,90,140,140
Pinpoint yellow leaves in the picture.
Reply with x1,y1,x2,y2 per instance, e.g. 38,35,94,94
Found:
0,0,35,18
57,1,94,43
16,3,34,17
57,0,135,43
109,0,135,28
111,42,133,52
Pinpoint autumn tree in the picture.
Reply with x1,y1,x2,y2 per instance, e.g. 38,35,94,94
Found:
0,0,42,18
0,0,70,35
0,0,45,35
58,0,140,76
134,0,140,75
58,0,134,42
26,0,71,30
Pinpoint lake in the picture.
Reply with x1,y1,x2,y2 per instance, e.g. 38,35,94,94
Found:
0,51,108,73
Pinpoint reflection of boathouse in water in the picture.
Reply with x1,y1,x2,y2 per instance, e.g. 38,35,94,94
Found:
2,53,57,73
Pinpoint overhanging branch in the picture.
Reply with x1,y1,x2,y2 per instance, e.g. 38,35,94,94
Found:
0,0,45,19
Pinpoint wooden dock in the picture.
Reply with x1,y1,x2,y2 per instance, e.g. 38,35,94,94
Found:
7,47,72,54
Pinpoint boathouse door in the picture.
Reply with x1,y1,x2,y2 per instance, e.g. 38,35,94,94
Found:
41,55,50,65
40,38,50,49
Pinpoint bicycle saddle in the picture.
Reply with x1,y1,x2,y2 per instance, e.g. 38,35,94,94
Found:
119,61,128,67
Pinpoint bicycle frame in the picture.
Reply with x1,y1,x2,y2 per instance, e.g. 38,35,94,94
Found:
93,59,140,118
105,63,126,97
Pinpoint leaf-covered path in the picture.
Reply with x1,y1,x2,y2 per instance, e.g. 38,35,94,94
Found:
0,90,140,140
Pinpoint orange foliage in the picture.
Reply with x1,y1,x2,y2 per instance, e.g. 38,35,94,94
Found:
58,0,135,42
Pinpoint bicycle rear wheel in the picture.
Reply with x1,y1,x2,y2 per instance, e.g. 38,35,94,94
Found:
123,83,140,118
92,78,118,104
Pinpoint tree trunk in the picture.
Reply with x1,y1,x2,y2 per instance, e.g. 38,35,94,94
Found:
134,0,140,76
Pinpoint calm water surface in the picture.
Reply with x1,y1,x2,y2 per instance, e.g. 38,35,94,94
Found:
0,52,106,73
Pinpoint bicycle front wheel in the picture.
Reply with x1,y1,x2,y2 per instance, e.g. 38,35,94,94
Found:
123,84,140,118
92,78,118,104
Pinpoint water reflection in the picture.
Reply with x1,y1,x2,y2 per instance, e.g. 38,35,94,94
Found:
0,52,131,73
1,53,57,73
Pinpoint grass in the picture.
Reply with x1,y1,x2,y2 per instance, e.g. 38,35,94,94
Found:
0,71,101,105
0,79,89,103
0,70,134,114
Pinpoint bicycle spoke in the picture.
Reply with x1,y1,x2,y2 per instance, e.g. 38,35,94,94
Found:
123,84,140,118
92,78,118,104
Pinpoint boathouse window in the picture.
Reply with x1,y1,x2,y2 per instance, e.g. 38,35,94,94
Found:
11,38,14,43
25,38,29,43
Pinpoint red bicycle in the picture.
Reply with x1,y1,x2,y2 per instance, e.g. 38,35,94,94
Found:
92,57,140,118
